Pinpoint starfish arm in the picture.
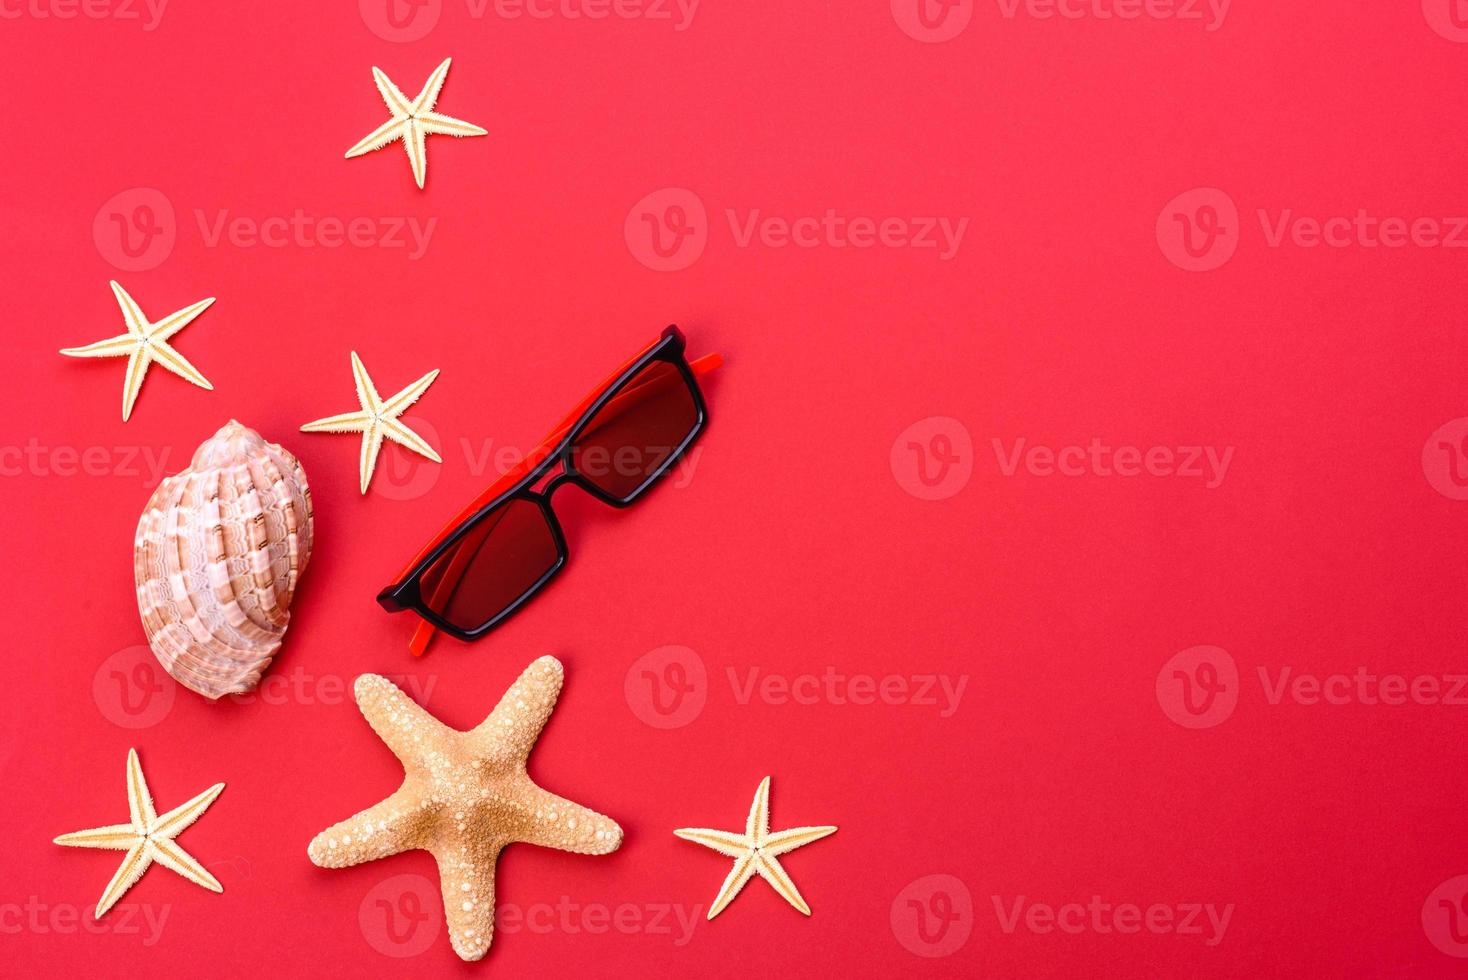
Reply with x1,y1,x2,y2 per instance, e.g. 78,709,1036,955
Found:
149,782,225,839
109,281,149,337
299,410,373,433
511,782,623,855
308,785,426,869
96,842,152,919
352,673,452,768
349,351,383,411
59,332,137,358
417,111,487,139
379,369,439,417
404,118,427,189
147,296,214,341
412,58,453,114
746,776,771,842
469,656,564,759
359,425,384,493
430,838,499,962
706,851,758,920
126,749,157,830
371,66,413,116
53,824,144,851
761,824,837,858
148,338,214,390
673,827,750,859
346,117,408,158
755,853,813,915
121,347,151,422
381,418,442,463
148,838,223,893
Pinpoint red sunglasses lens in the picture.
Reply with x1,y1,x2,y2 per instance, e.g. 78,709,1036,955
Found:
417,498,560,631
570,360,698,502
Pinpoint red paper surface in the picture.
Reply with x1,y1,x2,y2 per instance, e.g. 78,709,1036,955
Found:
4,2,1468,976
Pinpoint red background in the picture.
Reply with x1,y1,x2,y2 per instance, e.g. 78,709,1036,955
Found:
4,2,1468,976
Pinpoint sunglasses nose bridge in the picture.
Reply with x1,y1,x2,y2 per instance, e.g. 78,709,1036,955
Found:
541,471,579,499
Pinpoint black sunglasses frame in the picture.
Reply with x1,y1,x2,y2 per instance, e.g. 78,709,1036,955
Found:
376,326,708,641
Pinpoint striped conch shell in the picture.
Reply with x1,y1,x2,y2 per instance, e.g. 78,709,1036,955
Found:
134,420,314,699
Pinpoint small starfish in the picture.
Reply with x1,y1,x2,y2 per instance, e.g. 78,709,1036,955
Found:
300,351,441,494
675,776,837,919
308,657,623,961
60,281,215,421
53,748,225,919
345,57,487,189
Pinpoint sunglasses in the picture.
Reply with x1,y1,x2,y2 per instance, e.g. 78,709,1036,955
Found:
378,327,721,654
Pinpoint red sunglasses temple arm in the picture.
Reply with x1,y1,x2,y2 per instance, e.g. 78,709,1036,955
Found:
405,350,722,656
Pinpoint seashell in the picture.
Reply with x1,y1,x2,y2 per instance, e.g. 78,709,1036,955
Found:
134,420,314,699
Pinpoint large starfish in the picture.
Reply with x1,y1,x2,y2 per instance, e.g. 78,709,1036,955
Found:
299,351,441,494
307,657,623,961
53,748,225,918
345,57,487,189
675,776,836,919
60,281,215,421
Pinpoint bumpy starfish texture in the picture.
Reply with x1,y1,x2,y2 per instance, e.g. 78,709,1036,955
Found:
53,748,225,918
675,776,836,919
60,281,215,421
307,657,623,961
299,351,441,494
345,57,487,189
